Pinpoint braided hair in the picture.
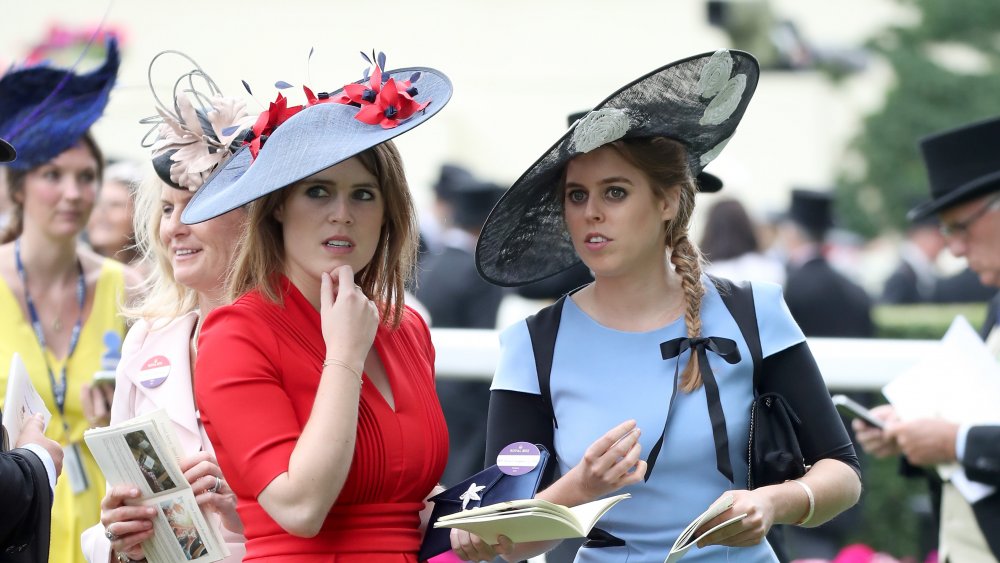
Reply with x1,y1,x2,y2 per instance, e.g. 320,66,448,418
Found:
605,137,706,392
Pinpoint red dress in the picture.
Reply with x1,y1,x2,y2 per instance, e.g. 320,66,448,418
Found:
195,276,449,562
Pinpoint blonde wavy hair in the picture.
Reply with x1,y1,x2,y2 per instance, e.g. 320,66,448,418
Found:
120,174,200,322
226,140,418,328
603,136,707,392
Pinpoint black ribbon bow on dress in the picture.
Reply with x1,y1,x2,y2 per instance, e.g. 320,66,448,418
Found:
644,336,741,483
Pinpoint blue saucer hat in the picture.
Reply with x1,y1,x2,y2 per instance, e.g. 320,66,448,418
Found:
0,37,120,170
181,53,452,224
477,49,759,286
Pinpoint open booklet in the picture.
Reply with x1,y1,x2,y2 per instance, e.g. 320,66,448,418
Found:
882,315,1000,502
433,492,630,543
664,493,747,563
84,409,229,563
2,352,52,449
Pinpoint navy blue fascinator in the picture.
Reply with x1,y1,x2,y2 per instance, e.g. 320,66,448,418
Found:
139,51,255,192
0,37,120,171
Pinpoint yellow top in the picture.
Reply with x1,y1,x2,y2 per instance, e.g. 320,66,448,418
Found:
0,257,126,563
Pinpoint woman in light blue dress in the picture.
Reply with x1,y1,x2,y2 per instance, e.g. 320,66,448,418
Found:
454,50,862,562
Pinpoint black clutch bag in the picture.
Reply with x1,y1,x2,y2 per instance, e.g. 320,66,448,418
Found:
748,392,806,489
419,445,550,561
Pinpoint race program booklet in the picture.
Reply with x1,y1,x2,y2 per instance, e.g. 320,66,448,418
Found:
84,409,229,563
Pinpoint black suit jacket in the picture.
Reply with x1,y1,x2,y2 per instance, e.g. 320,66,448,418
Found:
966,300,1000,558
416,245,505,329
784,257,875,337
0,445,52,562
908,302,1000,558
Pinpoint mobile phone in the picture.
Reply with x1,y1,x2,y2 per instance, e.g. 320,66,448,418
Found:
832,394,885,430
92,370,116,387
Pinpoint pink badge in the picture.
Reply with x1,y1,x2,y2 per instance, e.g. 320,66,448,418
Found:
139,355,171,388
496,441,541,476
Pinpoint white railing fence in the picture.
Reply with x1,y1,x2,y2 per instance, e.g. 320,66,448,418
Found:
431,329,937,392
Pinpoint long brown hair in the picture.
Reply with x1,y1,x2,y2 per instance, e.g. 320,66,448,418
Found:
604,136,706,392
1,131,105,244
227,140,418,327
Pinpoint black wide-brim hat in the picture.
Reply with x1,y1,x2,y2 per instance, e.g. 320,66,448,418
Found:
908,116,1000,221
0,38,119,171
181,66,452,224
566,110,723,194
477,50,759,287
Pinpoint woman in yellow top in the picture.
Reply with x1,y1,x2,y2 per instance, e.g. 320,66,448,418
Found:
0,38,141,563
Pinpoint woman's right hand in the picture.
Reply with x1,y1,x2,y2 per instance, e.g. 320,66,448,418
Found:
852,405,901,458
562,420,645,501
100,485,156,561
320,265,379,365
451,529,514,562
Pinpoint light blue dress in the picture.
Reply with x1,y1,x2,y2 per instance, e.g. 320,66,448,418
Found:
492,279,805,562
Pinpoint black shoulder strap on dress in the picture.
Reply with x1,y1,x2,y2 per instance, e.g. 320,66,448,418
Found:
710,275,762,392
525,295,567,429
709,276,793,563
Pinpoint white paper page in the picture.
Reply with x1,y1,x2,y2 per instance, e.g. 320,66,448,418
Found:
883,316,1000,423
883,316,1000,485
664,514,746,563
2,353,52,446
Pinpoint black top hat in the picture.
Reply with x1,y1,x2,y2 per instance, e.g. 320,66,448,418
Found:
477,50,759,286
787,189,834,239
433,163,476,202
0,138,15,162
908,116,1000,221
451,180,505,231
566,110,723,194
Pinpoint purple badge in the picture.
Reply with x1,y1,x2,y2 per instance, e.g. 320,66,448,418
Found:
139,355,170,388
497,441,541,476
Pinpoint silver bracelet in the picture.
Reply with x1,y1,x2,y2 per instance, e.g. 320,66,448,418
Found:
789,479,815,526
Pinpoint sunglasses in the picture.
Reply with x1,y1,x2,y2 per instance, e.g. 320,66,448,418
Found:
939,194,1000,238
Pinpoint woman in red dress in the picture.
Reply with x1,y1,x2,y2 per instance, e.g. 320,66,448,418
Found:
181,55,453,561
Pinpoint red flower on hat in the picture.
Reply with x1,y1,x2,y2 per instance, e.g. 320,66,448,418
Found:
245,92,303,158
334,52,430,129
337,64,385,105
353,77,428,129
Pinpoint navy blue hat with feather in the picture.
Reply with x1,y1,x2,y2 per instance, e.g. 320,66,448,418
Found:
0,37,120,170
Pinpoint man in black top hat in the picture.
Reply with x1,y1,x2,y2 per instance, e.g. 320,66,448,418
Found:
416,174,507,487
779,189,875,338
856,116,1000,562
775,188,873,560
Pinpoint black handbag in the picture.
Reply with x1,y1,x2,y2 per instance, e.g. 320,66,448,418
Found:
706,278,807,489
418,445,550,561
748,392,806,489
711,278,801,563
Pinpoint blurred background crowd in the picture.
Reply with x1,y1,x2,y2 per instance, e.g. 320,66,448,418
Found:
2,0,1000,561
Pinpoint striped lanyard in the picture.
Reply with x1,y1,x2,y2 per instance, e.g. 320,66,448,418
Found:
14,239,85,429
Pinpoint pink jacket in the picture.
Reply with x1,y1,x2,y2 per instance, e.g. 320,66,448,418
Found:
81,312,246,562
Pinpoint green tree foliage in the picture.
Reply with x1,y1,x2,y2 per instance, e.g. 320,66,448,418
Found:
837,0,1000,238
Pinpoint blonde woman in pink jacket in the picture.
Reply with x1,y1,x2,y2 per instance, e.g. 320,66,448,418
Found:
81,53,250,563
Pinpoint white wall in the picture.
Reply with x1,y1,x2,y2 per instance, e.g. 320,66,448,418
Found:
0,0,908,216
